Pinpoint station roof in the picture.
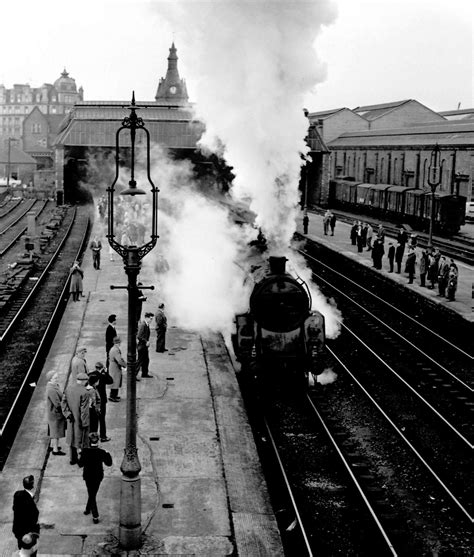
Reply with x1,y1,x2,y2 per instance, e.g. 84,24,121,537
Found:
352,99,413,120
54,101,204,149
0,147,36,165
327,121,474,149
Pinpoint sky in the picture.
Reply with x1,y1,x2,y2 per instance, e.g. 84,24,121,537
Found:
0,0,472,114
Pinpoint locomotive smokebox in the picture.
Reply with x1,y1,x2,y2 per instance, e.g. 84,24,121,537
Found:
269,256,287,275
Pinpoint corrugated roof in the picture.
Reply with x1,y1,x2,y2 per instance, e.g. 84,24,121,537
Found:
327,121,474,148
54,102,204,148
307,107,347,119
353,100,411,112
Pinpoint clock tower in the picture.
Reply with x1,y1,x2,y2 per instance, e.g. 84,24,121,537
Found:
155,42,189,105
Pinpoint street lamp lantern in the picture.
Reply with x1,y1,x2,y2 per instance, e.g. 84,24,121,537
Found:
107,92,159,549
427,143,441,248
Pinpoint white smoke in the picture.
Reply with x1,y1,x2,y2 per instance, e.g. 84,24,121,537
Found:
155,0,337,252
142,145,254,337
287,250,342,338
316,368,338,385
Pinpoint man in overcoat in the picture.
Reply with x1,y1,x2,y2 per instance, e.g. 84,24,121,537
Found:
108,337,126,402
105,315,117,370
78,433,112,524
61,372,90,465
92,362,113,442
137,312,153,378
155,303,168,353
71,347,88,380
12,475,40,552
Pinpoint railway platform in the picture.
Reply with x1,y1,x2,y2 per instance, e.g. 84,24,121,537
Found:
0,225,283,554
297,211,473,323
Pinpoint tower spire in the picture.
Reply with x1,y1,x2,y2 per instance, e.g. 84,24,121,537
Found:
155,43,188,105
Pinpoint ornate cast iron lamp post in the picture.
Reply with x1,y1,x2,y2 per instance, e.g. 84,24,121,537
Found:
107,93,158,549
427,144,441,248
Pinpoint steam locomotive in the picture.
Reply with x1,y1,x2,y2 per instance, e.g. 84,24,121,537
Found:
233,256,326,390
329,178,466,234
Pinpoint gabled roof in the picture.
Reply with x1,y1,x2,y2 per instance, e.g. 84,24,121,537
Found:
353,99,412,118
327,121,474,148
306,123,329,152
352,99,445,123
308,107,348,119
54,101,204,149
0,147,37,164
439,108,474,121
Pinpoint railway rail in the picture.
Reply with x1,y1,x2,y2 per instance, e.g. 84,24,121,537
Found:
0,205,91,467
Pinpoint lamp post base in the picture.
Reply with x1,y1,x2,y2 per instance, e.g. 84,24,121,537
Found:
119,475,142,549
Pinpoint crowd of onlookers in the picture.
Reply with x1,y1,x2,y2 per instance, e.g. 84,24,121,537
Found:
309,211,460,302
347,219,459,301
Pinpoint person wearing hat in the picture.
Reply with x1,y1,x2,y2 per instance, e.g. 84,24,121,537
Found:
78,432,112,524
45,371,66,455
92,362,113,442
155,303,168,353
71,347,89,381
61,372,90,465
108,337,126,402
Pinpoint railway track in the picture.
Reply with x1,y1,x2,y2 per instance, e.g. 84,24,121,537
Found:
239,371,400,556
0,204,91,467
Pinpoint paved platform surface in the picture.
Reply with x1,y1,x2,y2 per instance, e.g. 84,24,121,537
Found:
297,211,473,323
0,224,283,555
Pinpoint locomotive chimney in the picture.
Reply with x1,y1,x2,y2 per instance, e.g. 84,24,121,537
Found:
269,256,287,274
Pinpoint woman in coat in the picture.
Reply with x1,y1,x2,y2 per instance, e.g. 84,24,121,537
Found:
46,371,66,455
69,261,84,302
108,337,126,402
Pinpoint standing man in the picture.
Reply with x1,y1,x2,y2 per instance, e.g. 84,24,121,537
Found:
323,210,331,235
329,212,336,236
78,432,112,524
90,236,102,270
12,475,40,553
302,213,309,235
61,372,90,465
395,241,404,273
105,315,117,370
92,362,113,442
108,337,126,402
137,312,154,379
135,283,147,326
155,303,168,353
387,242,395,273
71,347,88,380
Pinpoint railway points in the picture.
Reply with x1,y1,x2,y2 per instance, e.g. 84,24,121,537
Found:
0,221,283,555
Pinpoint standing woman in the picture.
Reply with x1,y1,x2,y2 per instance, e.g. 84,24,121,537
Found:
69,260,84,302
46,371,66,455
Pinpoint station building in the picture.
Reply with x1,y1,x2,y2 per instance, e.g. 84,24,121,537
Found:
0,70,83,171
53,43,208,204
308,101,474,205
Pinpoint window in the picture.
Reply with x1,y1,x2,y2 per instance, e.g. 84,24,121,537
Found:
32,123,41,133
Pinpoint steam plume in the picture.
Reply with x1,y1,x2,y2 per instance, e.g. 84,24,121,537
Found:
156,0,337,252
